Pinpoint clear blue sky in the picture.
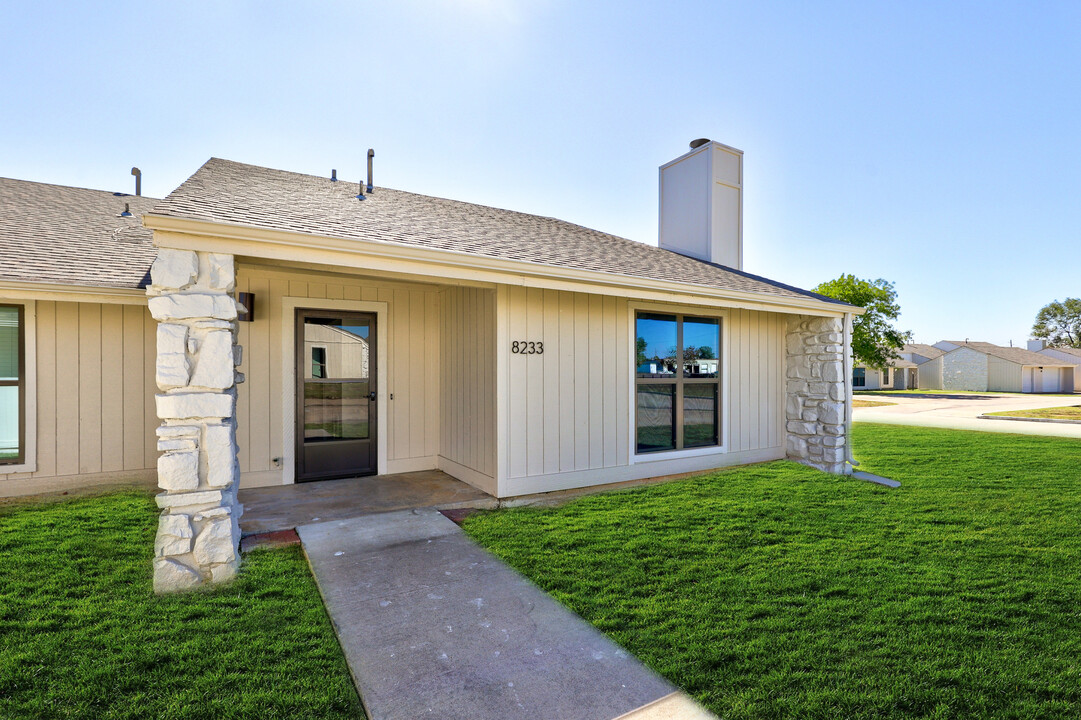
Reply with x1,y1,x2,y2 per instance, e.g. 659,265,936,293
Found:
3,1,1078,346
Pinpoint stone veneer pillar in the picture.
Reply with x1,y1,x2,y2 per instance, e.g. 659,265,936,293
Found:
784,315,849,474
147,249,245,593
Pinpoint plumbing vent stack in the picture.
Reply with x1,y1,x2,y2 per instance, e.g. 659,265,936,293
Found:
367,149,375,193
131,167,142,196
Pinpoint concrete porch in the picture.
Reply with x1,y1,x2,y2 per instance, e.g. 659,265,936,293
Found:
238,470,496,536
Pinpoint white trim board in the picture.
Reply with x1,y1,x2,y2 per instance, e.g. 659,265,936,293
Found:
626,301,730,464
280,297,389,484
0,299,37,475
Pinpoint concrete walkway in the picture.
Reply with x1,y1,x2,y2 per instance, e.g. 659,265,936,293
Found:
854,393,1081,439
298,508,715,720
239,470,496,535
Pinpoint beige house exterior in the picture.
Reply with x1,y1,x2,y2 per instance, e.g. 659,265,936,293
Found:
1,141,863,591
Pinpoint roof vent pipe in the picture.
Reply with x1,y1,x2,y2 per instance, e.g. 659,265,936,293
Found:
331,169,338,182
119,203,132,218
366,149,375,193
131,167,141,196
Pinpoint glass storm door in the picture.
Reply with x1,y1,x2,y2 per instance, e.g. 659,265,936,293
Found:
296,310,376,481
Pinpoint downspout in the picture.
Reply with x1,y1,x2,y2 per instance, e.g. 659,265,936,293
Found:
843,311,859,474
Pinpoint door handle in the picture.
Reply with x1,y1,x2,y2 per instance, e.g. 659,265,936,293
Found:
369,391,376,401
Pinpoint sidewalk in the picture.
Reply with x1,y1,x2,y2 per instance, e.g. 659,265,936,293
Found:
297,508,715,720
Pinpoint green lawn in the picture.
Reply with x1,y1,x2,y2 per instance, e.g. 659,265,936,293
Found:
986,405,1081,421
0,491,363,720
463,424,1081,719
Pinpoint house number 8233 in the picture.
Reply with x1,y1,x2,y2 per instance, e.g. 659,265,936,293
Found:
511,341,543,354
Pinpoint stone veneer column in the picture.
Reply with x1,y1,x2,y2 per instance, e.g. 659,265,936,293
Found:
784,315,849,474
147,249,245,593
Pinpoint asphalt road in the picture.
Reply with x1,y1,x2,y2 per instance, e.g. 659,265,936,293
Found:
853,392,1081,439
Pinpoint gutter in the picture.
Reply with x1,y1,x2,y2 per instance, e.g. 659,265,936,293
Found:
843,311,859,474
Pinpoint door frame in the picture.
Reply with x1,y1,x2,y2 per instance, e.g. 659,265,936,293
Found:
281,297,388,484
294,308,378,482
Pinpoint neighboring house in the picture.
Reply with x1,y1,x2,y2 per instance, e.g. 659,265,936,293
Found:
918,341,1076,393
1029,341,1081,391
851,343,941,390
1,140,864,591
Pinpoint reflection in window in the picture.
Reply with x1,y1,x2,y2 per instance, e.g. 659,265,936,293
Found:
635,313,677,377
311,347,327,379
636,384,675,452
0,304,23,465
635,312,721,454
853,367,866,387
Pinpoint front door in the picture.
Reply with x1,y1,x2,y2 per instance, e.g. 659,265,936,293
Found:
296,310,376,481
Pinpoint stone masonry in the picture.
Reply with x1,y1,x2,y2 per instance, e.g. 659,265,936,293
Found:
784,315,849,475
148,249,245,593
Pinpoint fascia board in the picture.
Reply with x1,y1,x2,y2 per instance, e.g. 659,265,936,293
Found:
143,214,862,317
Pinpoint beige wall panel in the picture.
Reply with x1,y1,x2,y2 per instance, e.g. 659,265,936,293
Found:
2,300,158,492
35,302,57,478
142,310,157,466
100,304,125,473
235,274,251,473
988,356,1022,393
122,304,146,470
78,303,101,475
918,357,943,389
502,294,784,494
440,286,496,492
235,266,443,484
247,276,272,472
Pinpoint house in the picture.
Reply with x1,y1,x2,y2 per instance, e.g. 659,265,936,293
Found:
1,140,863,591
851,343,942,390
917,340,1076,393
1028,340,1081,390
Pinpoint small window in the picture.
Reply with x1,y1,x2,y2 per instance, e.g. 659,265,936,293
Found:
311,347,327,379
0,304,24,465
853,367,866,387
882,368,890,386
635,312,721,453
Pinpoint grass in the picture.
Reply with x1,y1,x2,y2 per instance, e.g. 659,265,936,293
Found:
0,490,364,720
462,424,1081,719
852,399,896,408
986,405,1081,421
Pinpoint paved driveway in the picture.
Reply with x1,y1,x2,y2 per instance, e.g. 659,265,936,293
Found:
853,392,1081,439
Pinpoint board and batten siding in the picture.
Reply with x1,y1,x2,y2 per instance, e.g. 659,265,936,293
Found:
235,266,442,486
0,300,158,496
440,287,496,494
499,287,786,497
988,356,1022,393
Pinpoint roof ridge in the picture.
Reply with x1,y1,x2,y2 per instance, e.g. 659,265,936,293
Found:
0,175,160,200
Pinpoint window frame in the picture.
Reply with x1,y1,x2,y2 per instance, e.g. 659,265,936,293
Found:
853,367,866,387
632,308,725,458
0,301,32,472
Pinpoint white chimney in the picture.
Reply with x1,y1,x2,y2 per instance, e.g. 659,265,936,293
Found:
1027,339,1046,352
659,139,743,269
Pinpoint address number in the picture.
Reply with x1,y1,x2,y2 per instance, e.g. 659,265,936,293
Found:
511,341,544,355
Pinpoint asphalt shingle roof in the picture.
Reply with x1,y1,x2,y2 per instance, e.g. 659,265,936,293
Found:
0,177,158,289
149,158,852,308
944,341,1075,367
1039,345,1081,360
903,343,945,360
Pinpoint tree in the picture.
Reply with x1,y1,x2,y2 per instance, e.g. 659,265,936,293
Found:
812,274,912,369
1032,298,1081,348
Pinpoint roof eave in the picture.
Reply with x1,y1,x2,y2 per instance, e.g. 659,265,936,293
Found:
143,213,864,317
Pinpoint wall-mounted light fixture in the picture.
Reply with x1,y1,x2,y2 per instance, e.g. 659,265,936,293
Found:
237,292,255,322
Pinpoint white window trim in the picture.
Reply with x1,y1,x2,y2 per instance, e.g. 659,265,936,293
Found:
280,297,388,484
627,301,729,464
1,299,37,475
